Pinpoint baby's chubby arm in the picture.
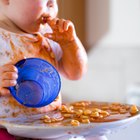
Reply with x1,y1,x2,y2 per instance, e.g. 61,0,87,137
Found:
0,63,18,96
44,18,88,80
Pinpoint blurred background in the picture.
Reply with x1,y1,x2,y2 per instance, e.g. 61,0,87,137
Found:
58,0,140,140
58,0,140,104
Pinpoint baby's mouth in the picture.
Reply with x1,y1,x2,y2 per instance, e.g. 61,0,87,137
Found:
41,16,52,25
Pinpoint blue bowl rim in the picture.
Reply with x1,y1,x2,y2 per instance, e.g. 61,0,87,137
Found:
9,57,61,108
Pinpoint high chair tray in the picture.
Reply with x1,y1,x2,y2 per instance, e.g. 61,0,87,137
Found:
0,101,140,139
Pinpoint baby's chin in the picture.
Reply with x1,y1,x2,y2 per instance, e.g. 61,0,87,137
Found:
23,28,40,34
20,24,41,34
20,18,50,34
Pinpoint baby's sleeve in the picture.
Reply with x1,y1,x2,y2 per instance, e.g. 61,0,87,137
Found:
47,39,63,61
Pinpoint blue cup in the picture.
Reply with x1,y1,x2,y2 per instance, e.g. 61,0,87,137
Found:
8,58,61,108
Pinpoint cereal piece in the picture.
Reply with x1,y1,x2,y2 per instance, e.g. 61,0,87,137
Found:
81,119,90,124
80,115,89,119
130,105,139,115
71,120,80,126
99,115,104,119
63,114,72,118
67,106,74,113
92,108,101,113
80,102,86,107
83,109,92,115
110,105,120,111
42,115,50,120
100,110,110,117
61,105,69,113
75,109,83,116
69,106,74,110
43,119,51,123
90,118,95,122
90,112,100,118
74,102,86,107
51,118,57,123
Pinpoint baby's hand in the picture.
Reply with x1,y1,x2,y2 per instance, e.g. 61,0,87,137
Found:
0,64,18,96
44,18,77,45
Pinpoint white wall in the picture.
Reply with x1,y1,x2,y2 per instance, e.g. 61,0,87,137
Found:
99,0,140,46
86,0,140,47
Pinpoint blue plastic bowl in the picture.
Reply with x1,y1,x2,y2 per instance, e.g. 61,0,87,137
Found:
8,58,61,108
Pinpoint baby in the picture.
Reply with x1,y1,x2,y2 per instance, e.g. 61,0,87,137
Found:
0,0,87,139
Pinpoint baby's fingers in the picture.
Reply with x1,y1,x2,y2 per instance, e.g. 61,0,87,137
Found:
57,19,65,33
0,64,18,73
1,79,17,87
63,20,75,32
48,18,74,32
0,87,10,96
2,72,18,80
47,18,59,31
